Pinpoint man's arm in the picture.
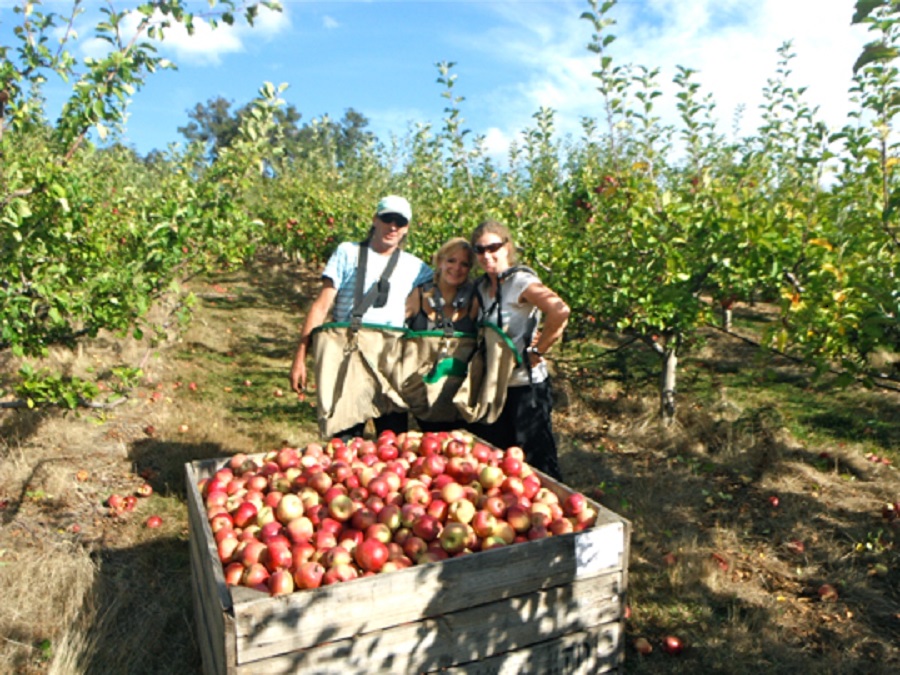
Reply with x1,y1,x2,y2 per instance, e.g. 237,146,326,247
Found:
289,280,337,393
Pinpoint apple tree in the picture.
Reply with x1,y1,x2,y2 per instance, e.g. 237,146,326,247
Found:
1,0,282,407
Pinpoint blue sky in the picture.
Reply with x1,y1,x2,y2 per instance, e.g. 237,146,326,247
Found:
2,1,871,158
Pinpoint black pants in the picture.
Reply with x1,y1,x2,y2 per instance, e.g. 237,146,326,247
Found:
471,379,563,482
335,411,409,443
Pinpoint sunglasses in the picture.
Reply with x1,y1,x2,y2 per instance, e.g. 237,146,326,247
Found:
379,213,409,227
474,240,507,255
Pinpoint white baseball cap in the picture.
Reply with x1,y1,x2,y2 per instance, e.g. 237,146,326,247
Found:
375,195,412,222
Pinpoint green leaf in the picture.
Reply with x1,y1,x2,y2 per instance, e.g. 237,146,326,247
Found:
853,42,900,72
852,0,887,24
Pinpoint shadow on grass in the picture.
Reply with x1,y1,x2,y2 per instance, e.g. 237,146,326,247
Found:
558,428,900,674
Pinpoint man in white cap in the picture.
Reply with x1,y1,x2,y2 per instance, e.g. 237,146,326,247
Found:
289,195,432,438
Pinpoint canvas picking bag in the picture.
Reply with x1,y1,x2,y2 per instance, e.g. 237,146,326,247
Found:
310,322,407,438
452,322,521,424
397,330,479,422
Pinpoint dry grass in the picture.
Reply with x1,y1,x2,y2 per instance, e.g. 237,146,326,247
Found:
1,253,898,674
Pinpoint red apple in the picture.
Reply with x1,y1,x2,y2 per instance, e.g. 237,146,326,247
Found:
378,503,402,530
549,517,575,536
285,516,314,544
412,514,443,542
505,446,525,462
662,635,684,656
327,494,354,522
471,510,498,538
224,562,245,586
478,465,505,490
527,523,549,541
263,490,283,509
217,537,240,563
354,538,389,572
419,435,442,456
471,443,492,463
506,506,532,533
145,514,162,528
484,494,507,519
563,492,586,517
426,499,449,521
289,539,315,565
403,535,428,560
522,474,541,500
634,637,653,655
258,520,284,543
530,502,553,528
255,505,276,527
239,539,267,567
319,545,353,569
294,561,325,589
323,563,358,585
439,521,470,554
232,501,258,529
267,569,295,596
273,493,303,524
263,541,293,573
311,530,337,551
818,583,839,602
241,562,269,587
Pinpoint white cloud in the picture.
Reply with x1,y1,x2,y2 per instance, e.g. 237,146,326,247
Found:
481,127,512,158
466,0,869,154
323,16,340,30
154,18,245,66
75,4,291,67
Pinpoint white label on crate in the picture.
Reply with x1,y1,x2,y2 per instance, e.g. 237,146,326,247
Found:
575,523,623,579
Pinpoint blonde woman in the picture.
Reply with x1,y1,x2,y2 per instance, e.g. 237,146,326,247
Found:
405,237,480,432
406,237,479,333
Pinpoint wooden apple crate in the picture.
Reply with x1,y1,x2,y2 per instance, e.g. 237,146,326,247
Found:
186,454,631,674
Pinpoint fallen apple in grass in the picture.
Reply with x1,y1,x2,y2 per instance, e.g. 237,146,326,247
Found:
633,637,652,655
818,583,839,602
145,515,163,529
662,635,684,656
106,494,125,510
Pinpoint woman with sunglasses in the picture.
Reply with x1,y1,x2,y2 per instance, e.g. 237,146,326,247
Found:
289,195,432,440
469,220,570,481
405,237,480,432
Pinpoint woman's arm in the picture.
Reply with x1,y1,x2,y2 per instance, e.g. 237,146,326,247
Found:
520,282,570,360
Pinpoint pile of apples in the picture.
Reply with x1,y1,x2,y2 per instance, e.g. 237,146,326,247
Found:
197,430,597,597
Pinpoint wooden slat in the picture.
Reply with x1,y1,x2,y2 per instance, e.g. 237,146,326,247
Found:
191,553,221,675
186,462,237,675
230,518,626,664
233,573,623,674
441,624,624,675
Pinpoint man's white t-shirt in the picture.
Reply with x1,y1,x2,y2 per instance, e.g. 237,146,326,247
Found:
323,242,432,327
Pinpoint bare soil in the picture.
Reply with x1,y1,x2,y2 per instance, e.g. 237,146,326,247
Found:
1,253,898,674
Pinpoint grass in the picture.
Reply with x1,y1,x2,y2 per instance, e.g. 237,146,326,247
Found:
1,252,898,674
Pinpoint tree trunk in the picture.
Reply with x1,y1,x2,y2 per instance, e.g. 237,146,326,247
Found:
721,306,733,332
659,346,677,426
